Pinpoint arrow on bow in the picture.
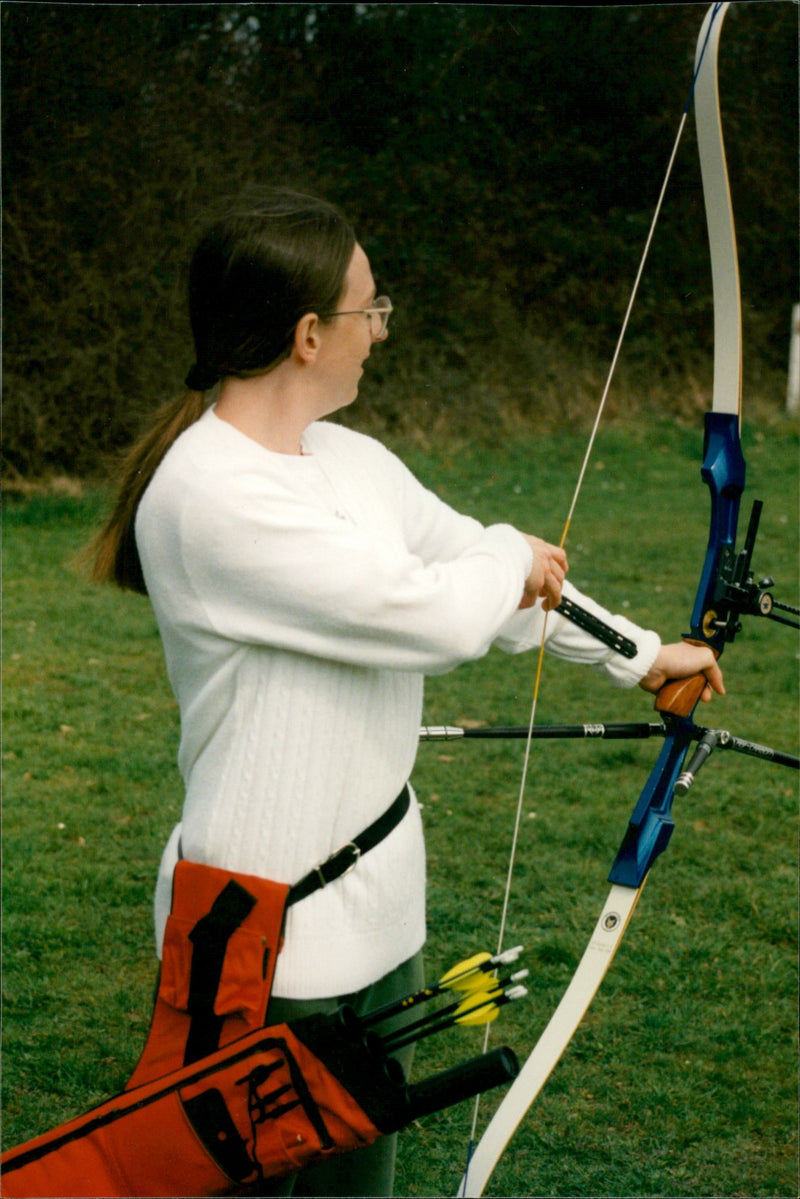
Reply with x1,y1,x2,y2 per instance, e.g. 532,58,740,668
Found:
456,5,763,1194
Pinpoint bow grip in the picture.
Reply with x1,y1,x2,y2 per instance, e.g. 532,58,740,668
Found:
654,673,708,719
654,641,720,719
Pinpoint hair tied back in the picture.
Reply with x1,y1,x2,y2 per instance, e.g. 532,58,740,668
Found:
184,362,220,392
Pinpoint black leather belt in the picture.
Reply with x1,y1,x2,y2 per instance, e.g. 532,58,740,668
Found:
287,785,410,907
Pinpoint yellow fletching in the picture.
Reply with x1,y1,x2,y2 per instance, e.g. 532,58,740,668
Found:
439,952,492,990
453,987,502,1026
455,1001,500,1026
459,971,494,993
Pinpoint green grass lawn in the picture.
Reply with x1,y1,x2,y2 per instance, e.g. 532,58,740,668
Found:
2,417,798,1197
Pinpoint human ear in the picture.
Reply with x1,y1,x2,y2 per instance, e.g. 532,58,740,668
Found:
293,313,321,363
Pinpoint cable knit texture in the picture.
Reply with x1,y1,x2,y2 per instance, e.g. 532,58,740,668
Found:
136,409,660,998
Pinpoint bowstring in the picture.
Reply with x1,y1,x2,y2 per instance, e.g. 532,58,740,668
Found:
460,10,724,1185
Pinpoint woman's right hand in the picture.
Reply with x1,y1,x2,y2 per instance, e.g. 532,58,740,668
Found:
518,534,568,611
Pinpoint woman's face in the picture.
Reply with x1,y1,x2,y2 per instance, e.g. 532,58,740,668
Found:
315,243,382,413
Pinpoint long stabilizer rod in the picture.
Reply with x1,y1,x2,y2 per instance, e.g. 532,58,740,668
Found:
420,722,665,742
419,722,798,769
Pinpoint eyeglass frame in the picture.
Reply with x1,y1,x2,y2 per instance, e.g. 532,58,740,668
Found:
319,296,393,340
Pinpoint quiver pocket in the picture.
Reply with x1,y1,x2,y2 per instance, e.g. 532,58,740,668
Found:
127,860,290,1087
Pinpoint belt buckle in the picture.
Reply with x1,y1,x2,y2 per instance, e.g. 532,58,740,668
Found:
315,842,361,889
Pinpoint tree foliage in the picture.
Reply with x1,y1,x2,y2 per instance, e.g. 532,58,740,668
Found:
2,2,796,476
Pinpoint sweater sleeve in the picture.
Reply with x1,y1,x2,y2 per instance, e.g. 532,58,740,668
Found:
493,578,661,687
380,442,509,566
367,446,660,688
169,467,534,676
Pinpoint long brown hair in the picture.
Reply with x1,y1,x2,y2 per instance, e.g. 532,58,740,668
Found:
89,188,356,594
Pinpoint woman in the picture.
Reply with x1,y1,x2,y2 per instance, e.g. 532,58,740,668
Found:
91,186,722,1196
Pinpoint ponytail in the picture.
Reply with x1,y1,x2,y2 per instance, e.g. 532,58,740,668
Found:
89,389,207,594
89,186,356,595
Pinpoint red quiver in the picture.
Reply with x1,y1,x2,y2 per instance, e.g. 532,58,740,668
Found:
2,861,518,1197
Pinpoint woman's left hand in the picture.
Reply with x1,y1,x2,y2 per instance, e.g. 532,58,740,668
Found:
638,640,725,703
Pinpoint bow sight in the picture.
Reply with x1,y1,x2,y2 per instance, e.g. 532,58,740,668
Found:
701,498,800,641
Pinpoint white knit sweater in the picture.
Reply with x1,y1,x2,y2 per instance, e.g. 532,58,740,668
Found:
136,408,659,998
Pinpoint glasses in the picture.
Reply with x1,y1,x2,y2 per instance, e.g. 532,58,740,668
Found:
321,296,393,341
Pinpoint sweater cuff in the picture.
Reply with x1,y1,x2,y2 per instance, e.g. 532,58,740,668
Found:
592,621,661,688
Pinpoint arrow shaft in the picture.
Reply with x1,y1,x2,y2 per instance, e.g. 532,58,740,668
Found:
388,990,523,1054
382,970,528,1048
382,992,498,1049
362,951,519,1028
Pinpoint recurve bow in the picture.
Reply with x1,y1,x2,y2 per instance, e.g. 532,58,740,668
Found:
456,5,756,1193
